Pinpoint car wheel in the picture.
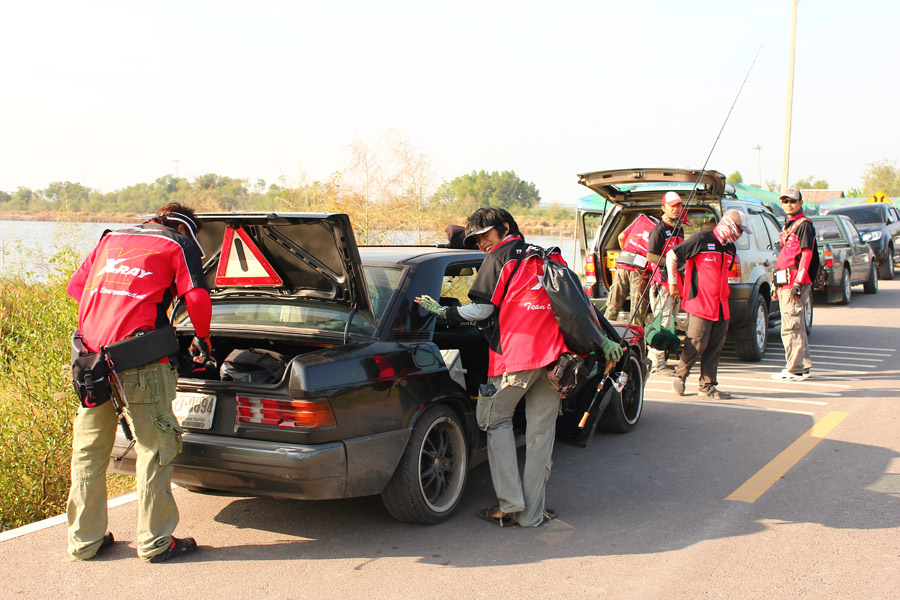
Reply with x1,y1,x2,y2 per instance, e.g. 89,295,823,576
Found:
381,404,468,524
864,260,879,294
598,349,644,433
878,252,894,280
735,292,768,362
836,267,852,305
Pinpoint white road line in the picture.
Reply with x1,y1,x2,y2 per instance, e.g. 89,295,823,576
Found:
645,387,830,406
646,382,840,397
646,397,815,416
712,375,851,389
722,357,877,369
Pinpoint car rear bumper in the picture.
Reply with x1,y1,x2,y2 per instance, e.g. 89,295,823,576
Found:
108,427,410,500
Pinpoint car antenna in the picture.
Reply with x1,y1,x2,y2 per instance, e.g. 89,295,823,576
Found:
619,46,763,344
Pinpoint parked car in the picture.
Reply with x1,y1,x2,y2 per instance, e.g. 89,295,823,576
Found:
827,203,900,280
108,213,648,524
808,214,878,304
575,168,785,362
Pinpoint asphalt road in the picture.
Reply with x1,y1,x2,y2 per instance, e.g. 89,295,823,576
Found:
4,282,900,599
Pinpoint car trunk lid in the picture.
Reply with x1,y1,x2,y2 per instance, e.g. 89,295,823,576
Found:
577,168,726,209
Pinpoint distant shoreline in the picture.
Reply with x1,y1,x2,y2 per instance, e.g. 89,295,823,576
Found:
0,212,570,237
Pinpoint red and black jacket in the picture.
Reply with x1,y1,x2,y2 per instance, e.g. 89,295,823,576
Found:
673,230,736,321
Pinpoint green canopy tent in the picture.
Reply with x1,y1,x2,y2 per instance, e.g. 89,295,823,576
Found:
729,183,820,215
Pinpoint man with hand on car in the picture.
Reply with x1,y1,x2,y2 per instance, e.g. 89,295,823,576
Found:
65,202,212,563
772,188,818,381
415,207,623,528
667,209,749,399
645,191,691,376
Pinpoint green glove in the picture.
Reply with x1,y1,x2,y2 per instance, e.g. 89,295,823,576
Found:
417,294,446,318
600,337,624,362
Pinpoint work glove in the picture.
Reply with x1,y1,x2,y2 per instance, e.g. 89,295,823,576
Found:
190,335,214,365
415,294,447,319
790,283,802,301
599,336,624,363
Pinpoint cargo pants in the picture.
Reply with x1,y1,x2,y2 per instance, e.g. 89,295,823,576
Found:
67,362,183,561
777,284,812,375
476,367,560,527
604,268,649,323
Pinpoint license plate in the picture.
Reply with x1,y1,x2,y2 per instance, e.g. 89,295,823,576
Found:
172,392,216,429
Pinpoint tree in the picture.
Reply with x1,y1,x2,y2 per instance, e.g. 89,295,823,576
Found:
792,175,829,190
727,171,743,184
434,170,540,209
861,159,900,196
764,180,779,193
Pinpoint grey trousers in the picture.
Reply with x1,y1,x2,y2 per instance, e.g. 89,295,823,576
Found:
777,284,812,374
675,313,729,392
476,367,560,527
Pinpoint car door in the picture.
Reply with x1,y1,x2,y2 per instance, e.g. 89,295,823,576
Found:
886,206,900,262
842,217,870,283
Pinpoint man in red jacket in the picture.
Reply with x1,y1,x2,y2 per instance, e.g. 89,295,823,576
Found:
66,202,212,563
667,209,749,399
416,207,622,528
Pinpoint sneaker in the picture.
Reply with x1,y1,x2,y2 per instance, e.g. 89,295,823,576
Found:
147,537,198,563
771,369,809,381
651,365,676,377
702,387,732,400
673,377,685,396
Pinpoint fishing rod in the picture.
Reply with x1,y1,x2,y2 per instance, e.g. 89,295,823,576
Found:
618,46,764,345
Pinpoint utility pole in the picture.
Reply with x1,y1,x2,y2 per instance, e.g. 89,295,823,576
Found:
753,145,763,187
173,159,180,178
781,0,798,194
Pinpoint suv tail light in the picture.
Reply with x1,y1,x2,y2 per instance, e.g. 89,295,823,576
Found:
236,396,336,429
583,253,597,295
727,260,741,284
823,247,834,268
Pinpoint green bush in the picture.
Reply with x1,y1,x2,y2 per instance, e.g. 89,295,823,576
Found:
0,251,81,529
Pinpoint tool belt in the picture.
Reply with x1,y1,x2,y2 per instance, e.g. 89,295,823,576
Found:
71,325,180,408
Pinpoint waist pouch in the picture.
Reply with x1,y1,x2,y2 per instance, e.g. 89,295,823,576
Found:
103,325,179,372
71,334,112,409
615,251,648,270
774,268,790,286
546,353,595,401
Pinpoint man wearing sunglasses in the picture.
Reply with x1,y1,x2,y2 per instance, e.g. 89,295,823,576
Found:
771,188,819,381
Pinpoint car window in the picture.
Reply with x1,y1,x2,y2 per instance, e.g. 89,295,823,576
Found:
888,208,899,224
844,219,863,244
832,205,883,224
364,265,404,322
814,219,841,241
747,212,771,250
762,213,783,250
440,264,480,306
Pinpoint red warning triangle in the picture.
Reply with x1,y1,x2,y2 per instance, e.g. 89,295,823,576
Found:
215,226,283,286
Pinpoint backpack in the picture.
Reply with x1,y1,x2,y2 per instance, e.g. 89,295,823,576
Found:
220,348,288,383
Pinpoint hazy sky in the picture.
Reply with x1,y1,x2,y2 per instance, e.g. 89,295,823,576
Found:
2,0,898,204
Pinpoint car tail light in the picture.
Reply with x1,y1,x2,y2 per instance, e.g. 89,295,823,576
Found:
236,396,336,429
583,253,597,295
823,248,834,268
727,260,741,284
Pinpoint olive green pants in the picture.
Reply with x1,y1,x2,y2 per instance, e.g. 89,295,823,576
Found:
777,284,812,374
67,362,184,561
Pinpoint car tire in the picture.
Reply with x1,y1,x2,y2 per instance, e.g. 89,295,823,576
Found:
735,292,769,362
878,251,894,280
598,349,644,433
835,267,852,305
864,260,879,294
381,404,468,524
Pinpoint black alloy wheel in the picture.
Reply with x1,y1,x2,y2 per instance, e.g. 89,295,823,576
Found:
598,349,644,433
878,251,894,280
381,405,468,524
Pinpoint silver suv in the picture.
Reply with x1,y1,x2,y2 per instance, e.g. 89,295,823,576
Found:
574,168,795,361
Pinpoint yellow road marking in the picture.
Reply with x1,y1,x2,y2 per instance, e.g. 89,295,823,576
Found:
726,411,850,503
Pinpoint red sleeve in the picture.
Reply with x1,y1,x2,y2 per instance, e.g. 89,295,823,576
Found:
796,248,813,285
184,287,212,337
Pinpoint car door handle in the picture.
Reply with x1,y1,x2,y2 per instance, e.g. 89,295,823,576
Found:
763,260,770,267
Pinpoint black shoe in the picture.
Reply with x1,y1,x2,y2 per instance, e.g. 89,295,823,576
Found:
148,537,198,563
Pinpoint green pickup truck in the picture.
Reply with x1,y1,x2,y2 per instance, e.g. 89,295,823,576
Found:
808,215,878,305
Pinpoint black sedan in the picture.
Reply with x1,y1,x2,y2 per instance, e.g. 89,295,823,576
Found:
829,203,900,280
108,213,648,524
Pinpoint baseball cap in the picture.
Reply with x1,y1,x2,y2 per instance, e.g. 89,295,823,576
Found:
780,188,802,202
662,191,683,206
462,224,495,248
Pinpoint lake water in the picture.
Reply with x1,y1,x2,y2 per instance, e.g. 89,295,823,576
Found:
0,220,578,278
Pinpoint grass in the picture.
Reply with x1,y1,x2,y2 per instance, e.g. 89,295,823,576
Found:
0,249,134,531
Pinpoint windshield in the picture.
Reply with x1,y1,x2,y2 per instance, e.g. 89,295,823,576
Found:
174,265,403,335
606,182,714,195
813,219,842,241
831,205,883,224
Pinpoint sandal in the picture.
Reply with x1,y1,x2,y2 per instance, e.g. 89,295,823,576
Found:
476,506,517,527
147,536,198,563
